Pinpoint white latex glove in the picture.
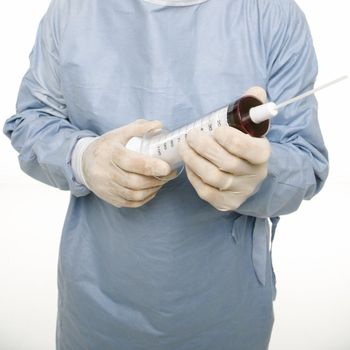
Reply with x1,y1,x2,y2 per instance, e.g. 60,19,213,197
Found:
81,119,176,208
178,87,271,211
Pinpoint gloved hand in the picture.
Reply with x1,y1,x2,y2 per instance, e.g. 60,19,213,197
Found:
81,119,176,208
178,87,271,211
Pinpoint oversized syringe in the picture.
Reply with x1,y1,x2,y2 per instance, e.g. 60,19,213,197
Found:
126,76,348,170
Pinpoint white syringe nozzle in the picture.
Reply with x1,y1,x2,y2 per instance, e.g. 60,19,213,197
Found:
249,102,278,124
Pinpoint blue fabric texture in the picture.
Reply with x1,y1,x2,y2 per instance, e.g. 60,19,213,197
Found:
3,0,329,349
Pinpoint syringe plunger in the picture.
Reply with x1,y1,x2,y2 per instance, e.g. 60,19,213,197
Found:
249,75,349,124
249,102,278,124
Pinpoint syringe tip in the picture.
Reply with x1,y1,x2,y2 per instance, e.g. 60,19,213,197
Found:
249,102,278,124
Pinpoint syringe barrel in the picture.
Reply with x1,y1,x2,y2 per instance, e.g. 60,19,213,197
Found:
126,95,268,170
135,106,230,170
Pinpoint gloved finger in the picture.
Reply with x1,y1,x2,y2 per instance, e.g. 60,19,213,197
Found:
109,160,175,190
125,192,158,208
106,180,162,202
212,126,271,165
185,165,220,203
116,119,164,145
220,173,264,193
102,190,158,209
178,140,234,190
186,129,256,175
181,139,264,191
112,143,172,177
243,86,267,103
154,169,178,182
185,166,247,211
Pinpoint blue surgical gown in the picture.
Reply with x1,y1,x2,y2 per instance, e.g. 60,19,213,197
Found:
3,0,329,349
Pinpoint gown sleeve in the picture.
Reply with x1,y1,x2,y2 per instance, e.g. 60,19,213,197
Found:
235,0,329,218
3,0,98,197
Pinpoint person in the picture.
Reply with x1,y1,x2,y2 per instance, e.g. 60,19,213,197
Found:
3,0,329,349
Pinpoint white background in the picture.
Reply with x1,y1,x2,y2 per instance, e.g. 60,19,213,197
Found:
0,1,349,349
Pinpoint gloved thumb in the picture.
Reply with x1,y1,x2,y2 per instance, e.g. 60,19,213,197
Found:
243,86,267,104
117,119,164,145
